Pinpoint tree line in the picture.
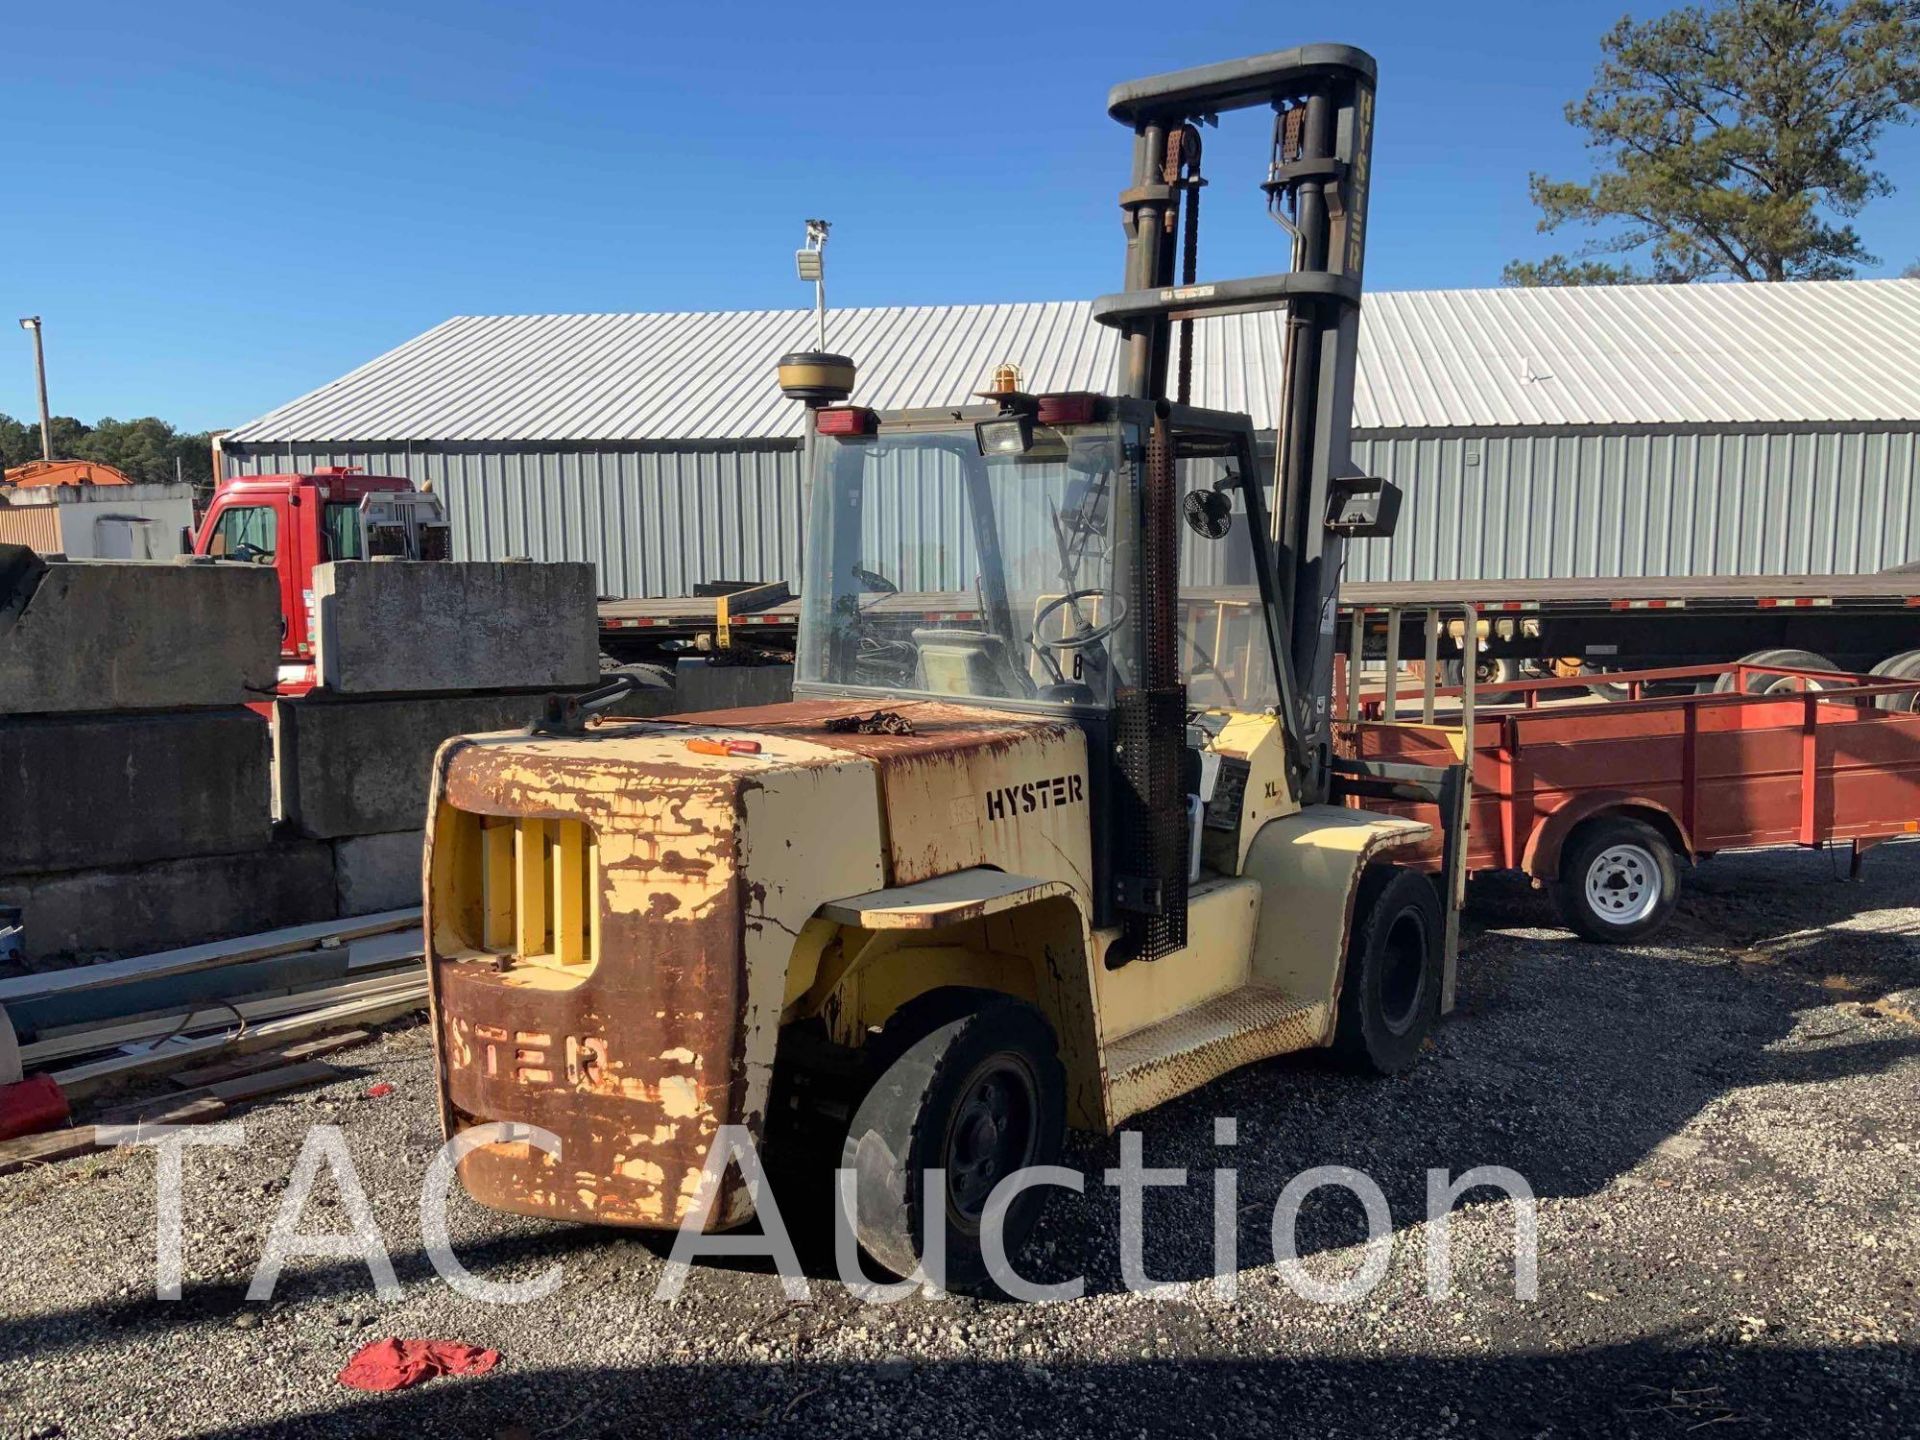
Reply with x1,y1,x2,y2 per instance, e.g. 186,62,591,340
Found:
0,413,214,490
1508,0,1919,285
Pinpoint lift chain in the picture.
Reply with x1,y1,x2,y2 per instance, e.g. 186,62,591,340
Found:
1162,124,1205,406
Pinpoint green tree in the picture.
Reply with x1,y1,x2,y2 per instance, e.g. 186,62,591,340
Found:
1904,259,1920,277
1506,0,1920,285
0,412,212,488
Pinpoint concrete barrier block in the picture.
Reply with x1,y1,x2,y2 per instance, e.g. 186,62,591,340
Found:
673,658,794,712
314,560,599,695
0,843,335,962
334,832,422,915
0,710,273,873
0,550,278,714
276,691,550,839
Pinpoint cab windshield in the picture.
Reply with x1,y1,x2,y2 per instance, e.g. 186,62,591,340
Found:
796,420,1141,707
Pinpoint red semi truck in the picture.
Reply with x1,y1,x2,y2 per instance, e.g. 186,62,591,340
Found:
189,468,450,692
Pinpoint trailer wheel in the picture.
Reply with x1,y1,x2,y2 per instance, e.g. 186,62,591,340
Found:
844,992,1065,1293
1868,650,1920,712
1333,866,1443,1074
1554,817,1680,943
1442,656,1517,690
1713,648,1841,695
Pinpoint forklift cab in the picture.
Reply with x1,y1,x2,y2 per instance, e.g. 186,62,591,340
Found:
795,392,1296,949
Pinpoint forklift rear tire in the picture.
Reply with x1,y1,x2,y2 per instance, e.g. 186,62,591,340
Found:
1553,816,1680,943
1332,866,1444,1074
844,992,1065,1294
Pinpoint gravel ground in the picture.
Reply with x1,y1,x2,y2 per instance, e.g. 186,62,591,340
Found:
2,841,1916,1439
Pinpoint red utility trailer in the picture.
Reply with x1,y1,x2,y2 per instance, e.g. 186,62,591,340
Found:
1336,662,1920,941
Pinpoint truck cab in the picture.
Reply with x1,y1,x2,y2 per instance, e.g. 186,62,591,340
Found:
191,468,450,691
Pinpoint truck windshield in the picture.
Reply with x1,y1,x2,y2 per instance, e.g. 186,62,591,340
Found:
796,421,1140,707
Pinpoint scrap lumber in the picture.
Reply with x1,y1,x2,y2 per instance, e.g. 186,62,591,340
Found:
95,1061,342,1126
0,908,421,1005
167,1030,372,1089
20,972,424,1067
50,985,427,1101
0,1125,102,1177
90,1095,230,1130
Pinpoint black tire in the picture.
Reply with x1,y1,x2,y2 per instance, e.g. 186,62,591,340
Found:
843,992,1065,1293
1332,867,1444,1074
1553,816,1681,943
1712,647,1841,695
1868,649,1920,713
1441,655,1518,690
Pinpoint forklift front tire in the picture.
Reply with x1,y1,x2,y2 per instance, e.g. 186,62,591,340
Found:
1332,866,1444,1074
843,992,1066,1295
1553,816,1680,943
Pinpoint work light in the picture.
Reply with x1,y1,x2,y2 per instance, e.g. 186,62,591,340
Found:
975,413,1034,457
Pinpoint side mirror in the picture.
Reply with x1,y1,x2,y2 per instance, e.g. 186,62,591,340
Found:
178,525,194,555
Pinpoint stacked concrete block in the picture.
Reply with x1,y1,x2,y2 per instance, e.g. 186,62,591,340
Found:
0,548,329,962
291,560,603,916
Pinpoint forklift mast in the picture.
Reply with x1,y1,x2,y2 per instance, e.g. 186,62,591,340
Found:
1093,45,1392,807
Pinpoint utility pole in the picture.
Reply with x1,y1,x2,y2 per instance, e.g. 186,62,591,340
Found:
17,317,52,462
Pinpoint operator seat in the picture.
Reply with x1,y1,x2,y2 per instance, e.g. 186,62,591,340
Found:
911,629,1031,699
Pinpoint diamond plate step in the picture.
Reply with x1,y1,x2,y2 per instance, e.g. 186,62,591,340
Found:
1106,984,1328,1125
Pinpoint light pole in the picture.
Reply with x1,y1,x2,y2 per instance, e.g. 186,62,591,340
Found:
17,317,51,462
795,220,830,351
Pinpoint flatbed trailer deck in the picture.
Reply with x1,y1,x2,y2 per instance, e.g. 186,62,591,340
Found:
1333,661,1920,940
599,574,1920,680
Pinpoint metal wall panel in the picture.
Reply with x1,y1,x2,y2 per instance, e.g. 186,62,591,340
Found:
225,426,1919,597
1345,429,1920,581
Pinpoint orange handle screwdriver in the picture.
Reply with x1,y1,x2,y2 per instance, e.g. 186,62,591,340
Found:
686,736,763,756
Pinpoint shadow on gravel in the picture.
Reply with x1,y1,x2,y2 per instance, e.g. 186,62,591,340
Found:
186,1340,1920,1439
4,852,1915,1352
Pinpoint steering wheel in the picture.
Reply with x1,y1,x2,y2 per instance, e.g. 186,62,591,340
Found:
1032,588,1130,650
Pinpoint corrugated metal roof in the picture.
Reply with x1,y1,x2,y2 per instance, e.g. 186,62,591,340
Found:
225,279,1920,444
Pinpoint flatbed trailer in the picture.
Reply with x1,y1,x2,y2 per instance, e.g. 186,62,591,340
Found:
1334,661,1920,941
599,574,1920,689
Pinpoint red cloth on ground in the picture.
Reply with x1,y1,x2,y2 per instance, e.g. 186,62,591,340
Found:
337,1338,500,1391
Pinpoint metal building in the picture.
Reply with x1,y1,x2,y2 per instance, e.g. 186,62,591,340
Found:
221,279,1920,595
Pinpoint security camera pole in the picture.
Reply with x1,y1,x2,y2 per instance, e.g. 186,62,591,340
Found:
796,220,830,351
17,317,52,462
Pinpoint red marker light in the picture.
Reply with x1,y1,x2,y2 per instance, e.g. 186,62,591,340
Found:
815,407,877,436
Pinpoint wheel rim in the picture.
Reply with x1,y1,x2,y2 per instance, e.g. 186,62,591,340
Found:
1378,906,1429,1034
943,1056,1040,1229
1756,673,1827,695
1584,842,1661,925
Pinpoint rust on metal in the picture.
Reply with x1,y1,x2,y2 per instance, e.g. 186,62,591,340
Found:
822,709,916,736
428,733,754,1231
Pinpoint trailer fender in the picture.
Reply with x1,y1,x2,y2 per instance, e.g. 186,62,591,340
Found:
1523,793,1693,880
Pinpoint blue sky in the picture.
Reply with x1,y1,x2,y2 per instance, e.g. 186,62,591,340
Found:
5,0,1917,432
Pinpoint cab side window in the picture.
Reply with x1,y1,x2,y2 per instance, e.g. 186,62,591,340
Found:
323,502,364,560
209,505,278,562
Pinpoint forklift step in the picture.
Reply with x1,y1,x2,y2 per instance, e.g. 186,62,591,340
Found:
1105,984,1327,1124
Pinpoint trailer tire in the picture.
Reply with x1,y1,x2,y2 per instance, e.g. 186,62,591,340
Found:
1868,650,1920,712
1554,817,1680,943
843,992,1065,1294
1441,656,1518,690
1332,866,1444,1074
1713,648,1840,695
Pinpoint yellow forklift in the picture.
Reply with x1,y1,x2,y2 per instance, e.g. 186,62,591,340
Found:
424,44,1470,1288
